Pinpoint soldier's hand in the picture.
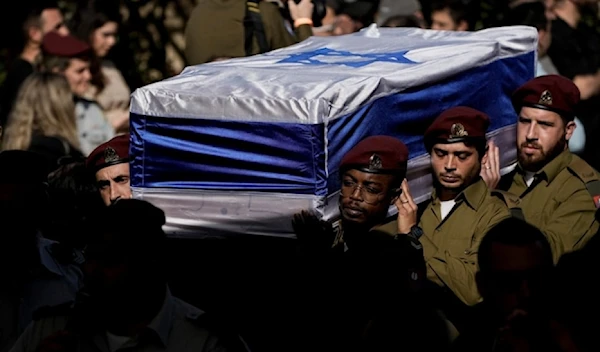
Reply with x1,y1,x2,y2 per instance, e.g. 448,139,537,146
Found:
481,140,500,189
292,210,335,251
396,180,418,234
288,0,314,22
37,330,77,352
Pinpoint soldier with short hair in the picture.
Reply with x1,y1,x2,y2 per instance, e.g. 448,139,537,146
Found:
498,74,600,262
383,107,513,311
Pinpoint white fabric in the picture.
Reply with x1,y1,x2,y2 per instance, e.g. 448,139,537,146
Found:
440,200,456,220
524,171,535,187
131,26,537,124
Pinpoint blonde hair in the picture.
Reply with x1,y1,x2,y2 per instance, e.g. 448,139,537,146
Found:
1,72,80,152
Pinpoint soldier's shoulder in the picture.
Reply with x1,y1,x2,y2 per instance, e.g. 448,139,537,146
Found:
489,189,521,208
171,297,207,323
565,155,600,205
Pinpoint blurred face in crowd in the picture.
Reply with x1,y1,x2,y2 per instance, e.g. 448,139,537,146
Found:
538,21,552,57
60,58,92,96
92,21,118,58
95,163,132,206
430,142,483,197
339,169,399,228
476,242,552,322
431,8,468,31
40,8,69,36
332,14,361,35
516,107,575,172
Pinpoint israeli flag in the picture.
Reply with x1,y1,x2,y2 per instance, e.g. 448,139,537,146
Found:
130,25,537,238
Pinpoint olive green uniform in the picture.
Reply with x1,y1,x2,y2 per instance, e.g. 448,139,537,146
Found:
379,179,510,306
185,0,312,65
501,150,600,263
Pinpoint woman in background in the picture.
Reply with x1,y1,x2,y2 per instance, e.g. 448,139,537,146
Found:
1,72,83,172
72,2,130,134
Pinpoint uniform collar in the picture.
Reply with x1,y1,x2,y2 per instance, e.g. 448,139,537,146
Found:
93,287,173,351
431,177,488,212
145,287,174,347
516,149,572,185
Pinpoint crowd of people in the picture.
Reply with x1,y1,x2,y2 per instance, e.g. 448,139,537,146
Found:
0,0,600,351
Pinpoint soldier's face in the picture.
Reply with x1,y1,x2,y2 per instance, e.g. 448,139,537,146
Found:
339,169,398,228
516,107,575,172
430,142,481,192
95,163,132,206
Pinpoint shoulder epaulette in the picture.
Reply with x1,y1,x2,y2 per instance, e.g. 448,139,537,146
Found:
492,190,525,220
567,156,600,208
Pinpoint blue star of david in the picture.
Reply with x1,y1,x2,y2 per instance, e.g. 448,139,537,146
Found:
277,48,417,67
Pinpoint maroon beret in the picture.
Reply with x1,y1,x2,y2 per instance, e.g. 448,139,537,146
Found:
340,135,409,175
42,31,91,58
424,106,490,151
86,134,130,172
512,75,580,120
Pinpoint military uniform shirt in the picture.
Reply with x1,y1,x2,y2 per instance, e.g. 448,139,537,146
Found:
419,178,510,306
502,149,600,263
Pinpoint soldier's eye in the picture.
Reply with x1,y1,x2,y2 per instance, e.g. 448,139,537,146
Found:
366,187,380,194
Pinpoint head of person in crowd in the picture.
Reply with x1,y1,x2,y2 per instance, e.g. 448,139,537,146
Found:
329,0,380,35
0,150,50,270
71,2,120,94
40,31,93,97
45,158,104,249
424,106,490,201
1,72,79,153
82,199,167,325
505,1,552,58
11,0,69,60
338,135,408,231
86,134,131,206
72,2,120,59
381,14,424,28
430,0,471,31
476,217,553,325
377,0,425,27
512,75,578,172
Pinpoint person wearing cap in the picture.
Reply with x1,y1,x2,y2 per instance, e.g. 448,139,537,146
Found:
10,199,247,352
498,74,600,263
383,107,511,312
294,135,416,248
40,31,115,156
86,134,132,206
292,135,427,350
0,150,83,352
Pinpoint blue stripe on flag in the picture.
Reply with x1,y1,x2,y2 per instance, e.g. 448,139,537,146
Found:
130,116,327,194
